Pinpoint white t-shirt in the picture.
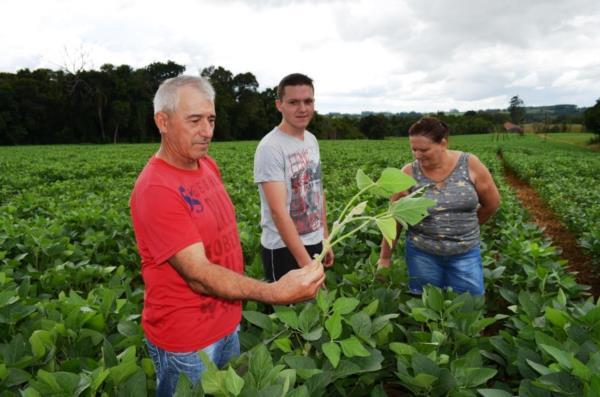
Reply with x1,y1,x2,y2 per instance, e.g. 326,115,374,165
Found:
253,127,324,249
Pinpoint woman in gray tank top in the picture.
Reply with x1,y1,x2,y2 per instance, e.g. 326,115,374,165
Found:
378,117,500,295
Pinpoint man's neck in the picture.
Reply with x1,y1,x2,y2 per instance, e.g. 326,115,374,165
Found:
278,122,305,139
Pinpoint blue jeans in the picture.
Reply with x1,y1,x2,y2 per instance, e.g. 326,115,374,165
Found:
146,327,240,397
405,239,484,295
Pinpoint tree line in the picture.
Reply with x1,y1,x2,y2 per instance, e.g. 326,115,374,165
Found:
0,61,593,145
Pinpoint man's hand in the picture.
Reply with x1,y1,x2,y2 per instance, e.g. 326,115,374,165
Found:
272,259,325,304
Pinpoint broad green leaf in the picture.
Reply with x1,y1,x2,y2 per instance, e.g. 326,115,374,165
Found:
371,313,399,334
173,373,193,397
298,303,320,334
273,337,292,353
376,217,396,246
248,345,274,386
0,364,7,381
349,312,372,342
0,290,19,307
109,361,139,386
243,310,273,331
539,344,573,370
412,373,438,388
102,339,118,367
411,307,440,322
116,369,146,397
283,356,321,380
332,297,360,315
392,197,436,225
389,342,417,356
463,368,497,388
117,320,139,337
526,359,552,376
362,299,379,316
422,286,443,312
476,389,513,397
201,369,227,396
325,313,342,340
225,367,244,396
356,169,374,190
301,326,323,341
375,168,415,195
322,342,341,368
544,307,570,328
340,336,370,358
316,288,335,314
570,356,591,382
273,305,299,329
29,330,53,358
90,367,110,393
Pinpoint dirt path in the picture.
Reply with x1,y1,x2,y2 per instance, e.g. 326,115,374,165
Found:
502,164,600,297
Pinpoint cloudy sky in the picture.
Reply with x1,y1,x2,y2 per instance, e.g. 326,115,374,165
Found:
2,0,600,113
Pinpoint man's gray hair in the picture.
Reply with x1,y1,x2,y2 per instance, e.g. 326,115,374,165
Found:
153,75,215,114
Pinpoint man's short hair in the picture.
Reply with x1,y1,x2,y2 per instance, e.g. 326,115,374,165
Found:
153,75,215,114
277,73,314,100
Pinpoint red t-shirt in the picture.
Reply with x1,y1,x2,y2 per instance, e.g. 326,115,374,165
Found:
130,155,243,352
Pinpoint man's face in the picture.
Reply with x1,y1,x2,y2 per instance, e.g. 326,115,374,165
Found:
276,85,315,133
158,86,215,164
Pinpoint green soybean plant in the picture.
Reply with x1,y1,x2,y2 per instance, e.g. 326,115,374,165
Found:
316,167,436,263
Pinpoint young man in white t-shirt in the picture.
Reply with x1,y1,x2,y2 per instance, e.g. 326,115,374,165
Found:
253,73,334,281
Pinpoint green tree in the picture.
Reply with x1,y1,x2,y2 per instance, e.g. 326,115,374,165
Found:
584,98,600,140
509,95,525,124
359,114,391,139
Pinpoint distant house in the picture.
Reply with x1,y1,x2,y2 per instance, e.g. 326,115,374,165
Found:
503,122,524,135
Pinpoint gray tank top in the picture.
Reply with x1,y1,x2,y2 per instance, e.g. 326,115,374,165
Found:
407,152,480,255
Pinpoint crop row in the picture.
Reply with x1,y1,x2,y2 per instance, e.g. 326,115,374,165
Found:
498,135,600,264
0,136,598,396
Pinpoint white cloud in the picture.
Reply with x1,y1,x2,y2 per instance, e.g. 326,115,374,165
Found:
1,0,599,112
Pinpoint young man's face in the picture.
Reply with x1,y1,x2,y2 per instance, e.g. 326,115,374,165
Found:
276,85,315,134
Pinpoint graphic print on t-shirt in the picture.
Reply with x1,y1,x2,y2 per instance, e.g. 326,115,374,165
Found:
287,148,322,235
178,186,204,213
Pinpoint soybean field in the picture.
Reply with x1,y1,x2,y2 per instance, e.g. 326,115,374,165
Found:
1,134,599,396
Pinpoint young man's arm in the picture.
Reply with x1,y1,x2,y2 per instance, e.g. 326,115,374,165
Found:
261,181,313,267
169,241,325,305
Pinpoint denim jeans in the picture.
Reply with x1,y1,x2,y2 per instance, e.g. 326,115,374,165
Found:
405,239,484,295
146,327,240,397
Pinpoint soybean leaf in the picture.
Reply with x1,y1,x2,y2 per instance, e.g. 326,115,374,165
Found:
349,312,372,342
390,342,418,356
273,337,292,353
201,369,227,397
302,326,323,342
356,169,374,190
273,305,299,329
340,336,370,358
544,307,570,328
476,389,514,397
298,304,320,334
374,168,416,196
376,217,396,246
463,368,497,388
243,310,273,331
539,344,573,369
392,197,436,226
325,313,342,340
225,367,244,396
332,297,360,315
322,342,341,368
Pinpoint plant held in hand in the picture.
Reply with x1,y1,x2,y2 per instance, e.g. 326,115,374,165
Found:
316,167,436,262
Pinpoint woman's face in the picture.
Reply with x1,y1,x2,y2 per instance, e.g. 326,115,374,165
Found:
409,135,447,167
